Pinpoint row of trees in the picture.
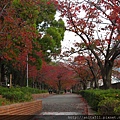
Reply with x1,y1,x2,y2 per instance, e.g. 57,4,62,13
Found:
37,62,77,92
0,0,120,90
0,0,78,92
0,0,66,88
58,0,120,89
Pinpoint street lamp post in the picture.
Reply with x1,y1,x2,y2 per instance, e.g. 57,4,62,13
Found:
27,54,28,87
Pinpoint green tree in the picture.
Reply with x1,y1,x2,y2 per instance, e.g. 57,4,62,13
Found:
0,0,65,86
39,19,65,62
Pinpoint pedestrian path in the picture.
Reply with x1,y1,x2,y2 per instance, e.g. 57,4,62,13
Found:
31,93,95,120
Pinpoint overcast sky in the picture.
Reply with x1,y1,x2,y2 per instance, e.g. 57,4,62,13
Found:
55,11,80,55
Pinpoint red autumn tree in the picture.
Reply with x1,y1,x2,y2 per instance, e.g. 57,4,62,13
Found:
0,0,65,87
68,55,93,90
0,0,40,84
75,54,101,88
0,0,39,61
85,56,101,88
11,51,43,86
39,62,77,92
58,0,120,89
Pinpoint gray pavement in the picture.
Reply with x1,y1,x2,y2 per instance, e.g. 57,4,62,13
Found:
31,93,95,120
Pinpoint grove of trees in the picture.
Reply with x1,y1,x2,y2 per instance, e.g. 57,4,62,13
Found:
0,0,66,87
38,62,77,92
58,0,120,89
0,0,120,91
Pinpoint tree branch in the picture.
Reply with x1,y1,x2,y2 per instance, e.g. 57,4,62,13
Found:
0,2,9,17
106,40,120,60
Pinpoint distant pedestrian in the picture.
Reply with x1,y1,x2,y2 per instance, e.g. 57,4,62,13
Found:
50,88,53,94
48,88,53,94
64,89,66,93
48,88,51,94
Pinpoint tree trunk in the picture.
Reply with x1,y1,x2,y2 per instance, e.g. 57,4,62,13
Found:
1,63,5,82
83,83,87,90
91,78,99,88
90,78,94,88
58,80,61,93
102,71,112,89
101,60,113,89
94,77,99,88
87,61,99,89
81,81,87,90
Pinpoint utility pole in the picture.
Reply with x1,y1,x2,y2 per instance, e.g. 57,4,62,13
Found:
27,54,28,87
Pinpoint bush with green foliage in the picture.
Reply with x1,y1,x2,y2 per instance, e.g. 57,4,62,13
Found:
2,91,32,102
0,86,48,104
98,97,120,115
0,98,11,106
79,89,120,115
20,87,48,94
60,91,64,94
0,87,9,94
79,89,104,111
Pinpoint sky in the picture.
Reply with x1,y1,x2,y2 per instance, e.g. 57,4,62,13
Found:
55,11,81,62
61,31,80,53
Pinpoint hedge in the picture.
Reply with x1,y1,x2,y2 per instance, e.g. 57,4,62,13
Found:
79,89,120,115
0,86,48,104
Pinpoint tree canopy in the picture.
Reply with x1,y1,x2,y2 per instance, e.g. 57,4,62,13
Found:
0,0,65,86
58,0,120,89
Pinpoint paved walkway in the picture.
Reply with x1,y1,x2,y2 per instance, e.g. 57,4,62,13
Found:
31,93,95,120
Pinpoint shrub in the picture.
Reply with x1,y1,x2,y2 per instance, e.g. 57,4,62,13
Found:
60,91,64,94
20,87,48,94
80,89,104,111
98,97,120,115
0,86,48,103
0,98,11,106
2,91,32,102
114,105,120,115
0,86,9,94
79,89,120,114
